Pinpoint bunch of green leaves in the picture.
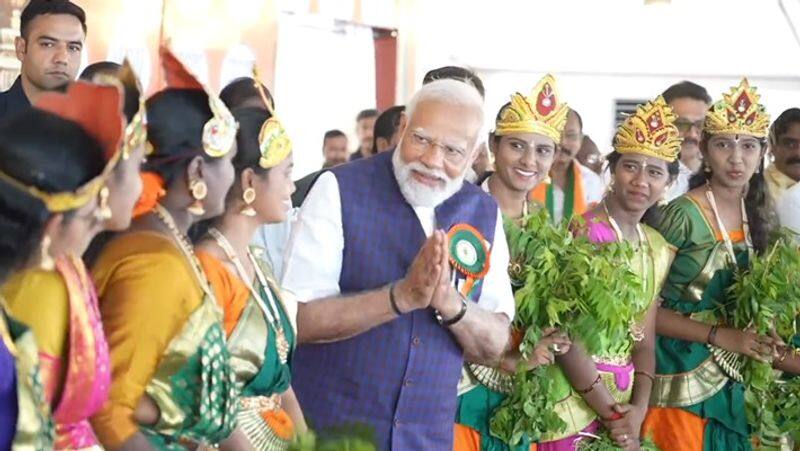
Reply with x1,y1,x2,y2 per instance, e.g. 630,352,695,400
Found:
771,376,800,446
289,425,377,451
727,230,800,447
490,210,646,445
574,431,659,450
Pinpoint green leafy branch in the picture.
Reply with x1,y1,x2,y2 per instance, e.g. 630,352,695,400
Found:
727,230,800,448
490,210,646,445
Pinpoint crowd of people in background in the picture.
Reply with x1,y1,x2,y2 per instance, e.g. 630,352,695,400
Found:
2,1,800,451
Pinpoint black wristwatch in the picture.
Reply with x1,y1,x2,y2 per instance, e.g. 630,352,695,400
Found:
435,295,468,326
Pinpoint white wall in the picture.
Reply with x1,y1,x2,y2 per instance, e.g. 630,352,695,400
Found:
398,0,800,151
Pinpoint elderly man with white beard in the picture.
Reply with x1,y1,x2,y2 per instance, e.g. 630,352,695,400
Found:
281,79,514,450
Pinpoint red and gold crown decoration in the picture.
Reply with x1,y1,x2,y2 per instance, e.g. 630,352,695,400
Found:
3,81,126,216
253,66,292,169
614,96,681,162
704,78,770,138
160,45,237,158
495,74,569,143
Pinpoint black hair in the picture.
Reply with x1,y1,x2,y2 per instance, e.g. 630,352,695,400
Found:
356,109,379,122
662,81,712,105
20,0,87,39
144,89,219,187
324,129,347,144
0,109,104,282
422,66,486,99
189,107,273,242
371,105,405,154
769,108,800,149
688,132,774,254
79,62,122,81
570,108,583,131
607,150,680,225
78,62,141,123
219,77,274,110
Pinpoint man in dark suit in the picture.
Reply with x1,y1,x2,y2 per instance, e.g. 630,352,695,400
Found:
0,0,87,121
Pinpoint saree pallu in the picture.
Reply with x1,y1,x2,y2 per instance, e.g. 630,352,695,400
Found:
91,232,239,450
645,196,751,451
1,308,54,450
200,246,298,450
3,255,110,449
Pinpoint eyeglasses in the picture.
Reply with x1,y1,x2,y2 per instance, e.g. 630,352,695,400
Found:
409,131,468,163
674,119,704,134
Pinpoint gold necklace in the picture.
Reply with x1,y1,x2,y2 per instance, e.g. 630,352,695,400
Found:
153,204,214,299
602,198,650,342
208,227,290,364
704,183,752,264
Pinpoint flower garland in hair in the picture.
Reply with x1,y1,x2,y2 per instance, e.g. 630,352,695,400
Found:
490,209,647,445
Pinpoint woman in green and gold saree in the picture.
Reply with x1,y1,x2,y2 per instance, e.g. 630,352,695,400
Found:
90,48,240,450
454,74,572,451
642,78,778,451
196,100,307,450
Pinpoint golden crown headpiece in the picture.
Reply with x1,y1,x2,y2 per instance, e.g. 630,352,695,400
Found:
704,78,770,138
252,66,292,169
495,74,568,143
614,96,681,162
160,45,237,158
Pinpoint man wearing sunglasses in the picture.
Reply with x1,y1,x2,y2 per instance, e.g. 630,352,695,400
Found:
662,81,712,200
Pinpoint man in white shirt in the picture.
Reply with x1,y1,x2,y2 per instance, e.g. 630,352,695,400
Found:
662,81,712,200
535,108,605,222
281,79,513,450
765,108,800,211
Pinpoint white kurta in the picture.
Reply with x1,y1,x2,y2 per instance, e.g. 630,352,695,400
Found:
281,171,516,320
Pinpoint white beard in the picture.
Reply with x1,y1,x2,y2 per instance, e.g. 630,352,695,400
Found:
392,149,465,208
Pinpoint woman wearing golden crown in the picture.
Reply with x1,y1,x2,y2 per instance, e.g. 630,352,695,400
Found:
195,82,307,449
642,79,776,450
528,96,678,451
454,74,572,451
89,47,241,450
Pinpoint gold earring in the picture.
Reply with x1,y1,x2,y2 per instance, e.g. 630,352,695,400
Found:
188,179,208,216
542,175,552,185
704,162,712,174
95,186,113,221
40,235,55,271
240,187,257,217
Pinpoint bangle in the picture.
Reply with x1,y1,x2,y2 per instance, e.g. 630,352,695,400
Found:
778,347,791,364
388,283,404,316
435,295,468,327
576,374,602,395
634,371,655,384
707,325,719,346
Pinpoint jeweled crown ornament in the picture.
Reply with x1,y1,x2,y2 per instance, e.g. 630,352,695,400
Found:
704,78,770,138
252,66,292,169
614,96,681,162
495,74,569,143
160,45,237,158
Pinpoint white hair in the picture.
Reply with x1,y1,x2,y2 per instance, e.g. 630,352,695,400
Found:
393,149,465,207
406,79,484,126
